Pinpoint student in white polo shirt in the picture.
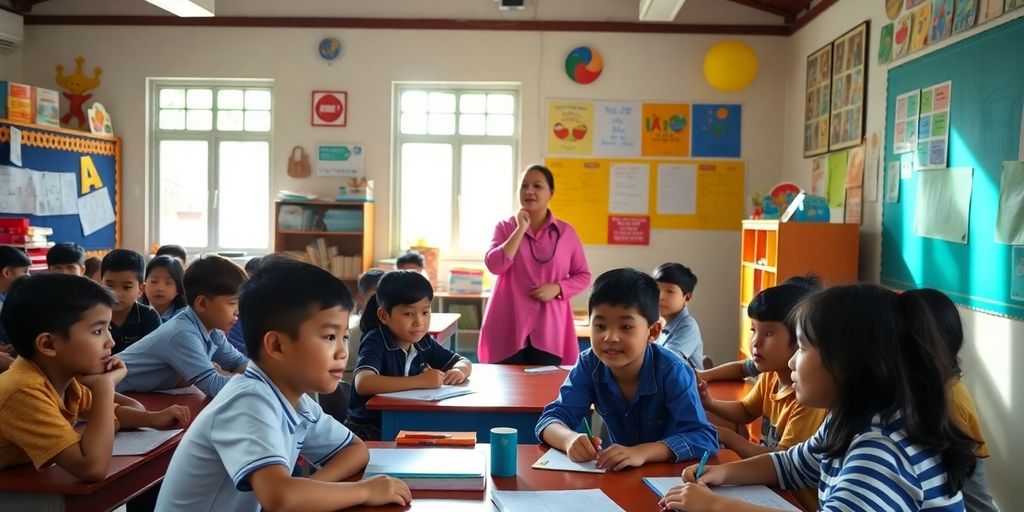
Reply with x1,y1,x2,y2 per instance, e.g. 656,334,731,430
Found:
155,257,411,512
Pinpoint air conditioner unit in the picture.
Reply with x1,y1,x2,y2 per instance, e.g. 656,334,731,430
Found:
0,10,24,51
639,0,686,21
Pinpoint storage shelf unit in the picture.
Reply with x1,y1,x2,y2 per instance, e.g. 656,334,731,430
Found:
273,200,374,283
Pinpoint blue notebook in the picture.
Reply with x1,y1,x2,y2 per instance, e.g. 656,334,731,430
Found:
364,448,486,490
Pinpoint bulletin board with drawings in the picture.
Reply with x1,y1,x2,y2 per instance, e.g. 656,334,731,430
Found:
546,99,745,246
0,121,122,250
881,17,1024,319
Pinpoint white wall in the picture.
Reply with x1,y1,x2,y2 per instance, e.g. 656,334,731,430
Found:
781,2,1024,508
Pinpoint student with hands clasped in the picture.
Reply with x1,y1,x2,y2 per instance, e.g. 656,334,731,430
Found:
662,284,976,512
155,258,411,512
536,268,718,472
347,270,472,441
0,274,189,481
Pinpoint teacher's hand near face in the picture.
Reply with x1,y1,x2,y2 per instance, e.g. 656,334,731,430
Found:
530,283,562,302
515,209,531,233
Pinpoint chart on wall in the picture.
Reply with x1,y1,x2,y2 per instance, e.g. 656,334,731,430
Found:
545,157,746,246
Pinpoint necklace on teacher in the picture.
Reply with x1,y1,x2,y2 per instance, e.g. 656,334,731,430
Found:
528,226,562,264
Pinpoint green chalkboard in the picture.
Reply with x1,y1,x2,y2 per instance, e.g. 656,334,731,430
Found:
882,17,1024,319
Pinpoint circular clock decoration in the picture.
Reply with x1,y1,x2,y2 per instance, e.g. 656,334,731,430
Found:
318,37,343,62
565,46,603,84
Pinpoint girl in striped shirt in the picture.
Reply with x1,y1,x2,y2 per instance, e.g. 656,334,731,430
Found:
662,284,977,511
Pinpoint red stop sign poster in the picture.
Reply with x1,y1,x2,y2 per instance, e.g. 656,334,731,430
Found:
311,91,347,127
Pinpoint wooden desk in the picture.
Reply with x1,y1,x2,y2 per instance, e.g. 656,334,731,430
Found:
429,312,461,351
367,364,567,444
346,443,798,511
0,392,209,512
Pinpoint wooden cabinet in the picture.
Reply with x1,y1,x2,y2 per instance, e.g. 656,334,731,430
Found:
273,200,374,287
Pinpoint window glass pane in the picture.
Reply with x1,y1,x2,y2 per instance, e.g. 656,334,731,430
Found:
245,90,272,110
428,92,456,113
186,89,213,109
459,145,514,254
186,109,213,131
218,141,270,249
487,94,515,114
459,114,486,135
401,91,428,113
401,112,427,135
159,140,208,248
427,113,456,135
159,109,186,130
217,110,244,131
459,94,486,114
486,114,515,136
159,89,186,109
400,143,452,250
244,110,272,132
217,89,244,109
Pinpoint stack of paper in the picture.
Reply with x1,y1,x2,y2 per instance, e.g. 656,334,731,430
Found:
376,385,474,402
642,476,799,510
491,489,624,512
112,428,183,456
364,448,485,490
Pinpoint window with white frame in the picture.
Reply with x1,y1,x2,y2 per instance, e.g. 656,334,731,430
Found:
151,81,273,253
393,85,519,258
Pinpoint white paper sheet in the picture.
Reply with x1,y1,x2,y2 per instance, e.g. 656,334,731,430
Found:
594,101,642,158
608,163,649,215
643,477,799,510
78,187,116,236
885,161,901,203
376,385,474,402
0,165,36,213
33,171,79,216
112,428,182,456
656,163,697,216
9,126,22,167
914,168,973,244
523,366,562,374
154,385,205,396
995,161,1024,245
492,489,624,512
531,448,605,473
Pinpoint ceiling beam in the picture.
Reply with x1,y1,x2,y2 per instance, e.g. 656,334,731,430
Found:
722,0,796,24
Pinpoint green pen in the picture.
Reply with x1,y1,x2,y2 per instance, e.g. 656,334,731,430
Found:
581,417,594,439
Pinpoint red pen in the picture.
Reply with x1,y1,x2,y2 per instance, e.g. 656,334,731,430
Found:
402,433,452,439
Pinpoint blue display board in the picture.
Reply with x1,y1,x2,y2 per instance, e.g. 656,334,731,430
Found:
881,18,1024,318
0,122,120,250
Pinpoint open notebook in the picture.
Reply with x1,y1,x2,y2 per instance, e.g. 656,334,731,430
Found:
376,385,474,402
112,428,183,456
491,489,624,512
643,477,799,510
531,448,604,473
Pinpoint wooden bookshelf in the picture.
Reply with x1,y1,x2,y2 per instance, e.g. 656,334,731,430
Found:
737,220,859,359
273,200,374,281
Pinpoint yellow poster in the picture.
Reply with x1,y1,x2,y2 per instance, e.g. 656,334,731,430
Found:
910,3,931,53
641,103,691,157
547,101,594,155
546,158,609,244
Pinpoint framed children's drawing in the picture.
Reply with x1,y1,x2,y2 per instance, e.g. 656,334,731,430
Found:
803,42,833,157
829,21,869,151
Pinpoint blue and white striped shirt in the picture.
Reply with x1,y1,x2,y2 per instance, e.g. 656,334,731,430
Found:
770,414,965,511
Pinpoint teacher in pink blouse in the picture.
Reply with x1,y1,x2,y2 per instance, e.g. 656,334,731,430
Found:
479,165,592,365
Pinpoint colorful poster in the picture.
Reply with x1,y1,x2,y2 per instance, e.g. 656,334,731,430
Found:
917,81,952,169
641,103,691,157
911,2,932,53
845,145,865,187
845,187,863,224
1012,246,1024,300
865,132,881,202
811,155,829,196
547,100,594,155
879,23,895,64
894,89,921,154
316,144,365,177
804,43,833,156
995,161,1024,245
952,0,978,33
886,161,902,202
828,150,849,208
914,167,973,244
829,22,868,151
692,104,741,158
894,12,914,59
594,101,641,157
930,0,955,43
608,163,649,215
978,0,1004,23
608,215,650,245
888,0,905,19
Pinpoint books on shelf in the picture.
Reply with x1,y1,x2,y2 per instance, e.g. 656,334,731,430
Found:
276,190,318,202
277,204,316,231
281,237,361,279
364,448,486,491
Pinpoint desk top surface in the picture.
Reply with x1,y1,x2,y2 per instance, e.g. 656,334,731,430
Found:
0,392,208,495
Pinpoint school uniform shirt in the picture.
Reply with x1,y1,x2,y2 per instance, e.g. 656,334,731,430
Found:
656,307,704,369
0,358,104,469
770,413,966,511
110,302,162,354
226,321,247,356
116,307,248,397
479,212,591,365
535,343,719,462
347,325,464,426
739,371,827,511
158,303,186,323
154,363,355,512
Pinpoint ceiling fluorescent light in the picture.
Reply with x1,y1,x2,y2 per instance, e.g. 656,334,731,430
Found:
145,0,215,17
639,0,685,21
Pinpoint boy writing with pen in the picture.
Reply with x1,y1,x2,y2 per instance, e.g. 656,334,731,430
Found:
346,270,472,441
536,269,718,470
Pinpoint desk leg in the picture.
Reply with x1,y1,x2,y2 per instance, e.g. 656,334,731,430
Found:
0,493,62,512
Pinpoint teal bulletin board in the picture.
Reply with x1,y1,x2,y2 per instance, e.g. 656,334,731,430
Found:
882,17,1024,318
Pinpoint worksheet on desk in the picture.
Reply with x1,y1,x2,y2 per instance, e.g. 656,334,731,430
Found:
491,489,624,512
112,428,183,456
376,385,474,401
643,477,799,510
531,448,605,473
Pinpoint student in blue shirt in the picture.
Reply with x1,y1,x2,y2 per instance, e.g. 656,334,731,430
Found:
225,256,265,355
155,257,410,512
652,262,704,368
101,250,162,354
141,255,187,323
536,268,718,470
0,246,32,353
346,270,472,441
116,255,248,397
